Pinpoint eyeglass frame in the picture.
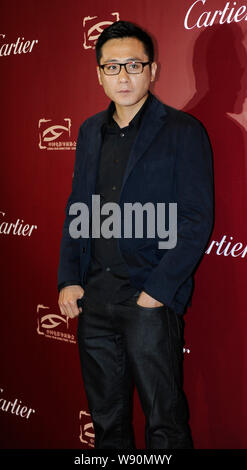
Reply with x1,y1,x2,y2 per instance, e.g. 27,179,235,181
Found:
99,61,152,75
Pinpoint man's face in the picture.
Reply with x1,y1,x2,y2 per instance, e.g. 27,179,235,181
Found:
96,37,157,108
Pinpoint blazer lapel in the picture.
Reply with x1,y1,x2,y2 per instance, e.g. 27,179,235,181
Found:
85,109,109,203
119,95,167,201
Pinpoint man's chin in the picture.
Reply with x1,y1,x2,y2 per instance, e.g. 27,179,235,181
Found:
114,94,147,108
114,94,135,106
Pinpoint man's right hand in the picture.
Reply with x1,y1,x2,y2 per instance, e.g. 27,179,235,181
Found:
58,285,85,319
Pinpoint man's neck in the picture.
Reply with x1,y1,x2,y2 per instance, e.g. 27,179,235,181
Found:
113,93,149,128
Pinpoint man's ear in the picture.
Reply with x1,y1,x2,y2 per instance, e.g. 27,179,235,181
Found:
150,62,157,82
96,66,102,86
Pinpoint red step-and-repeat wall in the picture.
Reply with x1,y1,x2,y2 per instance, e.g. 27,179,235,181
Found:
1,0,247,449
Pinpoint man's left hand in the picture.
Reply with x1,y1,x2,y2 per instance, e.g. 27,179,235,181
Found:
136,291,164,307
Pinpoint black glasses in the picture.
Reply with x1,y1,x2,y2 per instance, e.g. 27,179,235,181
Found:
99,61,151,75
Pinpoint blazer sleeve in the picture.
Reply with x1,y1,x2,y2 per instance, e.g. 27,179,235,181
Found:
143,117,214,307
57,121,88,291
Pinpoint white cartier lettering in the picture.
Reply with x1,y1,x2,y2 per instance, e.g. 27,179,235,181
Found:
0,388,35,419
0,34,38,57
184,0,247,30
0,211,37,237
205,235,247,258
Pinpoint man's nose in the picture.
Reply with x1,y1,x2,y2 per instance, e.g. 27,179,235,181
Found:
118,65,129,81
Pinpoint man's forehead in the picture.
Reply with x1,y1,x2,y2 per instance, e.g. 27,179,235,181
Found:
100,37,147,62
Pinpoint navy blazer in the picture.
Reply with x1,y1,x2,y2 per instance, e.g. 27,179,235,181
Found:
57,92,214,315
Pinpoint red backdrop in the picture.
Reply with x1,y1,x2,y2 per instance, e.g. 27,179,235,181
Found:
1,0,247,449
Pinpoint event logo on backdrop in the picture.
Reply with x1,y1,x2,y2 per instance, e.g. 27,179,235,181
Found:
0,34,38,57
82,12,120,49
38,118,76,151
79,410,95,448
184,0,247,30
36,304,76,343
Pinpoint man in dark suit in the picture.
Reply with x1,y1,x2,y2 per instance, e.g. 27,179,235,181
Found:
58,21,214,449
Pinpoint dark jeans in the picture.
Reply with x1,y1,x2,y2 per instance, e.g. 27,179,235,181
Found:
77,291,193,449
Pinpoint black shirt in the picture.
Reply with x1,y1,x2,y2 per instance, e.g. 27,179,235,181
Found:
83,93,152,304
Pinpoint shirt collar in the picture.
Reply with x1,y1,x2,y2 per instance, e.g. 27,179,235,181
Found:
102,91,153,136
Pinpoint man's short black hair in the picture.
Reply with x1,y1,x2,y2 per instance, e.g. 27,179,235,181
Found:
95,20,154,65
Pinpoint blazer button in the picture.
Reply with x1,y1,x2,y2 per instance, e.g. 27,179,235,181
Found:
82,247,86,253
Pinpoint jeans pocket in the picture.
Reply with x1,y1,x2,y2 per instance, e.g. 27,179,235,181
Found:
135,301,166,311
